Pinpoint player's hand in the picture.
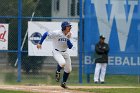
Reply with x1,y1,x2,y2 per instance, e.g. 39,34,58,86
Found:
37,44,42,49
66,32,71,38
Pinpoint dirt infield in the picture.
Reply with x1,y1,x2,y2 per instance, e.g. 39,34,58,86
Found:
0,85,139,93
0,85,87,93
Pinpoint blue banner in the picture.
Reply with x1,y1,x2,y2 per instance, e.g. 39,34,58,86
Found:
84,0,140,75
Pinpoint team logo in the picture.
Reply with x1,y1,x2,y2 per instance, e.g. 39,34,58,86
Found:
29,32,42,45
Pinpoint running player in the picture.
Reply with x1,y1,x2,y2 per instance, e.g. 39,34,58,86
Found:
37,21,73,89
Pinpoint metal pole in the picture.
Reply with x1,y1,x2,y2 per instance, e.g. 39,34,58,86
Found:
138,76,140,84
87,74,90,83
138,0,140,84
79,0,83,83
20,0,40,50
14,0,40,67
17,0,22,82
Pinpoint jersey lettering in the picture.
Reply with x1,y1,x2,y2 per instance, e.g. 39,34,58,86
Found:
58,38,67,42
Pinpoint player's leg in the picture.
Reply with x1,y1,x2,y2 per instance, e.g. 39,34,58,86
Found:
61,72,70,89
55,64,61,82
61,52,72,88
100,63,107,84
94,63,102,83
52,50,66,82
52,50,66,67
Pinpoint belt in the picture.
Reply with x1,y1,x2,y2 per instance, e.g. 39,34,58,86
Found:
55,49,66,52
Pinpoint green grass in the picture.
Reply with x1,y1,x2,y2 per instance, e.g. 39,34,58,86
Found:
76,88,140,93
0,89,33,93
1,68,140,93
1,68,140,86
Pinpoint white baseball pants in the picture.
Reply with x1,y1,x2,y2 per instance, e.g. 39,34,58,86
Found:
52,49,72,73
94,63,107,82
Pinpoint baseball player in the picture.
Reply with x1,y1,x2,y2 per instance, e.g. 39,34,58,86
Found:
37,21,73,89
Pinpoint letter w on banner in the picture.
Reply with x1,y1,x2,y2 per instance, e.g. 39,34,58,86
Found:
0,24,9,50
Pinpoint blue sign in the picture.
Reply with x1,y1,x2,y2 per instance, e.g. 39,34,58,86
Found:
84,0,140,75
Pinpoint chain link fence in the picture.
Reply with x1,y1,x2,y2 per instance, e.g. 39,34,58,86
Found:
1,0,139,86
0,0,83,85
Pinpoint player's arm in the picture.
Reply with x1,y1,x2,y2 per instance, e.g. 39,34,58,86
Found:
95,44,104,54
37,32,48,49
66,32,73,49
67,39,73,49
104,44,110,54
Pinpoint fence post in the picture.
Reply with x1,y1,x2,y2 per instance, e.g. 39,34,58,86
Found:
138,76,140,84
87,74,90,83
17,0,22,82
79,0,83,83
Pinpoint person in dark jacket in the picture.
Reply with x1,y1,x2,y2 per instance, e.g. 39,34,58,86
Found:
94,35,109,84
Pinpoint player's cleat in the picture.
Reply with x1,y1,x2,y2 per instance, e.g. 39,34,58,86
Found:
94,81,98,84
55,71,60,82
100,82,105,84
61,82,68,89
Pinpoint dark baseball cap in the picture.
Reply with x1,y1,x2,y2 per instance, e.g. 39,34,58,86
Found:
61,21,72,28
100,35,105,39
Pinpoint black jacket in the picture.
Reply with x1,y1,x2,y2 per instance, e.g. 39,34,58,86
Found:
95,42,109,63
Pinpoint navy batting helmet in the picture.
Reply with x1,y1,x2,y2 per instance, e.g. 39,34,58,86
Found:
61,21,71,31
